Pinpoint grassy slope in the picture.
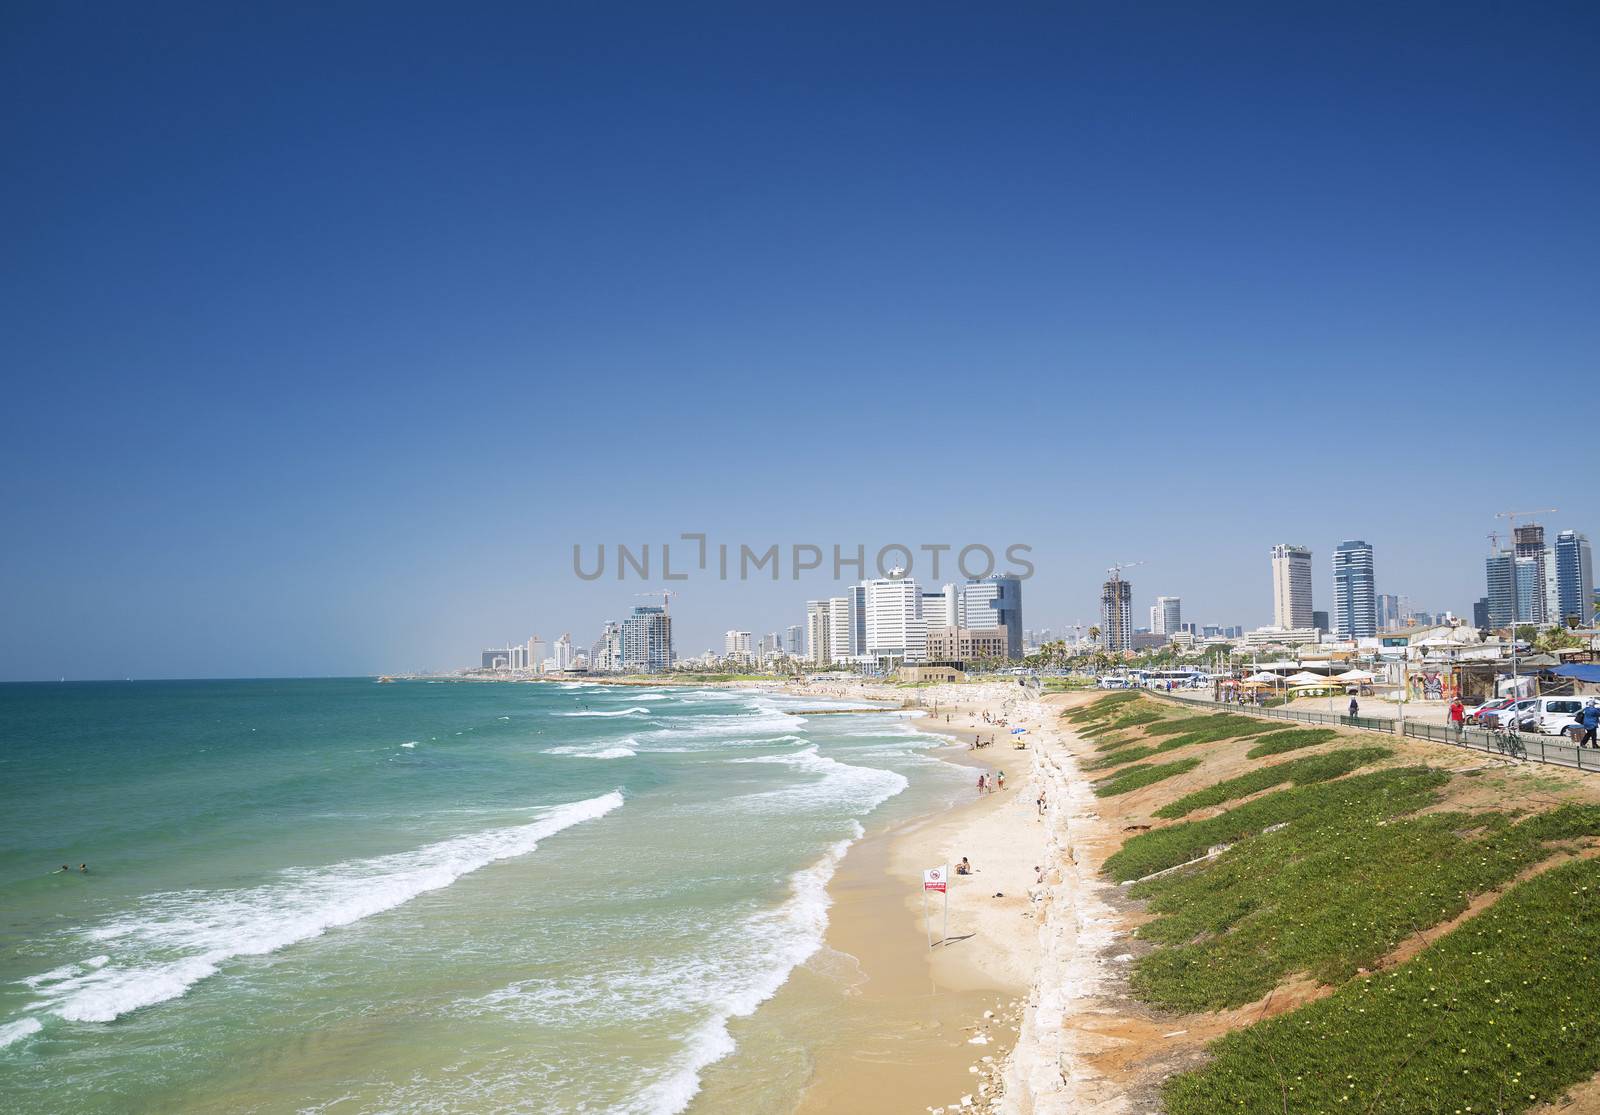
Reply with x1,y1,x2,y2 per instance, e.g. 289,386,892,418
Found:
1065,693,1600,1112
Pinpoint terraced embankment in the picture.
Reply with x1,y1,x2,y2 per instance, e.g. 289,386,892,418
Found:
1009,690,1600,1115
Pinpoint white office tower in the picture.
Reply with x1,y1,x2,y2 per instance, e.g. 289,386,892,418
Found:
1157,596,1181,636
805,600,832,666
1271,544,1314,630
553,633,574,670
722,630,752,661
864,569,924,663
1550,530,1594,626
1149,604,1163,635
921,583,959,629
527,636,546,671
829,597,852,659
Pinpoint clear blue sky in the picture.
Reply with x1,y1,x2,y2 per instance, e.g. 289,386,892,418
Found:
3,2,1596,679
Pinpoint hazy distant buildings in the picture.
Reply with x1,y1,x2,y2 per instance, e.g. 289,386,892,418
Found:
481,648,511,670
1513,525,1550,625
1376,593,1401,631
1312,610,1330,634
1333,541,1376,639
552,633,575,670
1100,577,1133,653
1271,544,1314,630
621,606,673,672
786,624,804,656
1473,597,1491,629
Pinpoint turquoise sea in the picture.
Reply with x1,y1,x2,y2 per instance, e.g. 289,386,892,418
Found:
0,678,966,1113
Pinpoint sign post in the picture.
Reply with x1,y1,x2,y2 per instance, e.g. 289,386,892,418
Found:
923,865,948,947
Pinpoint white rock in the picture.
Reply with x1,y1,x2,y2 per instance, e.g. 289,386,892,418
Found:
984,1009,995,1019
961,1097,973,1108
967,1033,989,1044
981,1056,993,1063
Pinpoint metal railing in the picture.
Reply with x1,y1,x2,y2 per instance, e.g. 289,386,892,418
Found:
1141,687,1596,774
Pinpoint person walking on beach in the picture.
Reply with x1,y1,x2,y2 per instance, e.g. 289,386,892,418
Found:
1449,696,1466,741
996,770,1006,792
1036,791,1047,815
976,772,986,796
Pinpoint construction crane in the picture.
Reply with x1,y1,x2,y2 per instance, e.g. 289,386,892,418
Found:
1495,508,1557,543
1487,531,1501,554
1107,560,1146,580
634,590,679,614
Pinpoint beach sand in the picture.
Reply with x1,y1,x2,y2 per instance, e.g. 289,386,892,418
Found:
770,683,1060,1114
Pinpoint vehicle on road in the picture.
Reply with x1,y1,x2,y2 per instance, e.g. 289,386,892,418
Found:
1466,696,1514,725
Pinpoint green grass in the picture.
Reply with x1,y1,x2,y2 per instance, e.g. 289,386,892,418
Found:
1130,803,1600,1011
1083,716,1278,772
1102,766,1451,882
1162,854,1600,1114
1143,713,1263,737
1093,757,1204,798
1245,727,1339,758
1152,747,1392,819
1064,692,1141,723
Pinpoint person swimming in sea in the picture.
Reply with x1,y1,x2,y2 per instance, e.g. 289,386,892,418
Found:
54,864,70,873
79,864,89,873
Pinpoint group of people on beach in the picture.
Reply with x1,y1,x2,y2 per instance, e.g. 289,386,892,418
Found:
975,770,1006,795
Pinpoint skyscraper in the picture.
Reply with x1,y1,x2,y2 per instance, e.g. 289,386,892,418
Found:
863,570,925,663
1485,550,1516,628
1152,596,1181,638
1100,577,1133,653
829,596,852,660
1271,544,1314,630
722,630,752,661
621,606,673,672
786,624,803,656
1551,530,1594,626
1333,541,1376,639
1473,597,1491,629
961,575,1024,659
805,599,832,666
1375,593,1401,631
1513,525,1549,625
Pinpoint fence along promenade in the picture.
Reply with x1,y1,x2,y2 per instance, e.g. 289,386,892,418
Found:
1141,686,1599,774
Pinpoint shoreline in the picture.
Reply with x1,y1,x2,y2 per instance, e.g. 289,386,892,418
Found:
763,680,1059,1115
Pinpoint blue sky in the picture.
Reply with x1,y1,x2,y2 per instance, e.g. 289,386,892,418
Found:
2,2,1596,679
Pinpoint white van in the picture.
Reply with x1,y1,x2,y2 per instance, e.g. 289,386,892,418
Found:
1513,697,1587,736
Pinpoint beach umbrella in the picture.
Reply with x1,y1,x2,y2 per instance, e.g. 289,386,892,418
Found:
1245,671,1281,683
1011,727,1026,734
1285,671,1325,685
1336,669,1375,682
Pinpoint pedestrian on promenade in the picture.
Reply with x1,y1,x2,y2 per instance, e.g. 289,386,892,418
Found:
1349,696,1360,719
1449,696,1466,741
1580,701,1600,748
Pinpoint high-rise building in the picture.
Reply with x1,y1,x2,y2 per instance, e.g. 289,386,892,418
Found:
1333,540,1377,639
849,584,867,659
786,624,803,656
829,597,852,660
1312,610,1330,634
1513,525,1550,625
481,648,511,670
621,606,673,672
552,633,575,670
1271,544,1314,630
1473,597,1491,629
864,570,925,662
723,630,752,661
1100,577,1133,653
590,622,622,672
527,635,546,669
805,600,832,666
961,575,1023,659
1485,551,1516,629
1151,596,1181,638
1514,556,1543,624
923,584,959,631
1376,593,1401,631
1551,530,1594,627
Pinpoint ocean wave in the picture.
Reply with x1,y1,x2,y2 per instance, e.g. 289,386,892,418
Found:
0,1017,42,1049
543,744,638,760
401,741,417,749
463,823,862,1114
17,792,625,1027
726,747,908,814
556,707,651,718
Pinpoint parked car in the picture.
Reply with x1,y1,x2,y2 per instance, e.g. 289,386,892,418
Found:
1516,697,1588,736
1481,698,1537,730
1466,697,1514,725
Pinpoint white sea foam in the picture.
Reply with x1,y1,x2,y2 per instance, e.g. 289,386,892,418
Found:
401,741,417,749
542,744,638,760
557,681,600,689
557,707,650,718
0,1017,42,1049
726,747,908,814
18,792,624,1026
464,823,863,1114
